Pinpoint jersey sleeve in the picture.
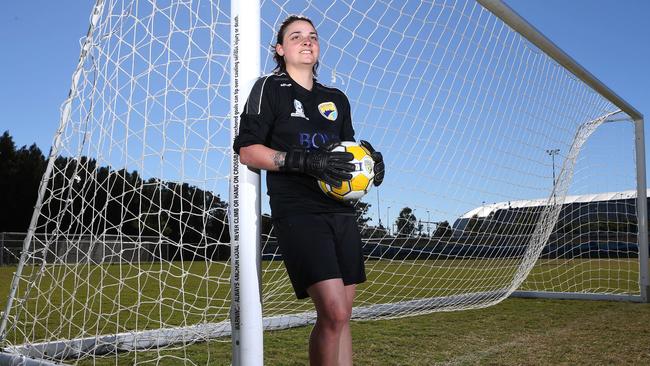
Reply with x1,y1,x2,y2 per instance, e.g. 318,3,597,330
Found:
340,94,356,142
233,76,276,154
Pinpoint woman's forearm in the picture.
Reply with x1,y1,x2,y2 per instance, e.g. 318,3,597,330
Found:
238,144,286,171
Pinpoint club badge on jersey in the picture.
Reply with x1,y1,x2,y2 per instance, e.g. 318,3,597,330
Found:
318,102,338,121
291,99,309,120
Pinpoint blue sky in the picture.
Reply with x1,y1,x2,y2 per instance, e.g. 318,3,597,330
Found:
1,1,647,154
1,2,95,151
507,0,648,122
0,1,648,226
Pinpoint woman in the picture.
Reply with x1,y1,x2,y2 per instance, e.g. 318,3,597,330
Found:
233,15,384,365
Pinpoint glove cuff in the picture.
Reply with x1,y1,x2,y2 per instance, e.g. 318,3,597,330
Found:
280,149,306,173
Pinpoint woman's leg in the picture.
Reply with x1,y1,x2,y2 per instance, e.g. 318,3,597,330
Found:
307,278,352,366
337,284,356,366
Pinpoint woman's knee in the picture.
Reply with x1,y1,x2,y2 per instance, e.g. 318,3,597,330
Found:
317,300,351,330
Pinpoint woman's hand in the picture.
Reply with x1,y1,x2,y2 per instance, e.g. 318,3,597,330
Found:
359,140,384,186
282,148,355,188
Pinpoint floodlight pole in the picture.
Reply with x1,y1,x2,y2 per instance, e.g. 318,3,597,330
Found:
387,206,391,235
546,149,560,205
376,189,382,227
230,0,264,364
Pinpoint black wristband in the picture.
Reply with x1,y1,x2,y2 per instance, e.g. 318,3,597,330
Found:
280,149,306,173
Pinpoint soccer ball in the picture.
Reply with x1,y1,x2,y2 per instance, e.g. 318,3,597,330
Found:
318,141,375,201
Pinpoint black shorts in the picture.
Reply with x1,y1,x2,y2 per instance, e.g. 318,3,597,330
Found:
274,213,367,299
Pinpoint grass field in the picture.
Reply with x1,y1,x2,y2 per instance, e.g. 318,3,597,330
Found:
1,260,649,365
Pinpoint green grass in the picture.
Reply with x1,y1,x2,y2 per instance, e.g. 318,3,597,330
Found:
76,298,650,365
1,260,649,365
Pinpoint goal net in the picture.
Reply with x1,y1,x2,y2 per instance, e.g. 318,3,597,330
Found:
1,0,644,364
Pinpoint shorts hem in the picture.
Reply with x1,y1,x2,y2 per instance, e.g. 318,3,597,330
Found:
295,274,367,299
296,273,342,299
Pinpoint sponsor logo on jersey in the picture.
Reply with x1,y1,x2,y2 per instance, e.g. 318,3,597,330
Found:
280,83,292,87
318,102,338,121
290,99,309,120
298,132,337,149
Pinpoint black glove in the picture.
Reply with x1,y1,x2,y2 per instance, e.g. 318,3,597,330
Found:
360,140,384,186
281,148,355,188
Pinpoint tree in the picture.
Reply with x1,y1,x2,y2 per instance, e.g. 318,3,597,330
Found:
0,131,47,232
0,131,18,232
355,201,385,238
396,207,417,237
433,220,452,238
354,201,372,226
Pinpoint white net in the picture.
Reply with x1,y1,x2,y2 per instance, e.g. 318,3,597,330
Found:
0,0,641,364
516,121,641,296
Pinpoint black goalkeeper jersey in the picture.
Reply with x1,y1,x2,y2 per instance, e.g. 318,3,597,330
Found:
233,72,356,218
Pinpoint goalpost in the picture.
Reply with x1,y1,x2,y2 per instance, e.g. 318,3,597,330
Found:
0,0,646,365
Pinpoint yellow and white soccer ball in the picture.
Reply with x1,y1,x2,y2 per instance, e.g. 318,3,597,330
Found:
318,141,375,201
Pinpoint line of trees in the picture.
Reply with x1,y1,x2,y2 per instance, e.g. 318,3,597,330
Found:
0,131,47,233
1,131,233,259
1,131,379,259
5,130,640,262
392,207,451,238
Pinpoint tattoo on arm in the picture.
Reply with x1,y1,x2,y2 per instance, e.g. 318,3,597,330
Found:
273,151,285,168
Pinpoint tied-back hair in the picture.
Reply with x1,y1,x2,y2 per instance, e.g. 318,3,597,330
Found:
272,15,319,76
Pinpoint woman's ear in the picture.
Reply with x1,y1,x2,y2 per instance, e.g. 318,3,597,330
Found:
276,43,284,57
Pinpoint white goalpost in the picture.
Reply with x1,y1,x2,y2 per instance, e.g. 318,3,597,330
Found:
0,0,646,365
229,0,263,363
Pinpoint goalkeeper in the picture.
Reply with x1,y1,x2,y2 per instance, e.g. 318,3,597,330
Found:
233,15,385,366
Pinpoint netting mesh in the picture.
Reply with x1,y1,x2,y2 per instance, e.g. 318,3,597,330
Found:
0,0,640,364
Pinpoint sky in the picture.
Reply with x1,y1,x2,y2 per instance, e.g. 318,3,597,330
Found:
507,0,648,121
1,2,92,151
0,1,647,153
0,0,648,226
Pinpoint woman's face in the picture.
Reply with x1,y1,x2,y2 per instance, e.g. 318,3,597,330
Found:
276,20,319,71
